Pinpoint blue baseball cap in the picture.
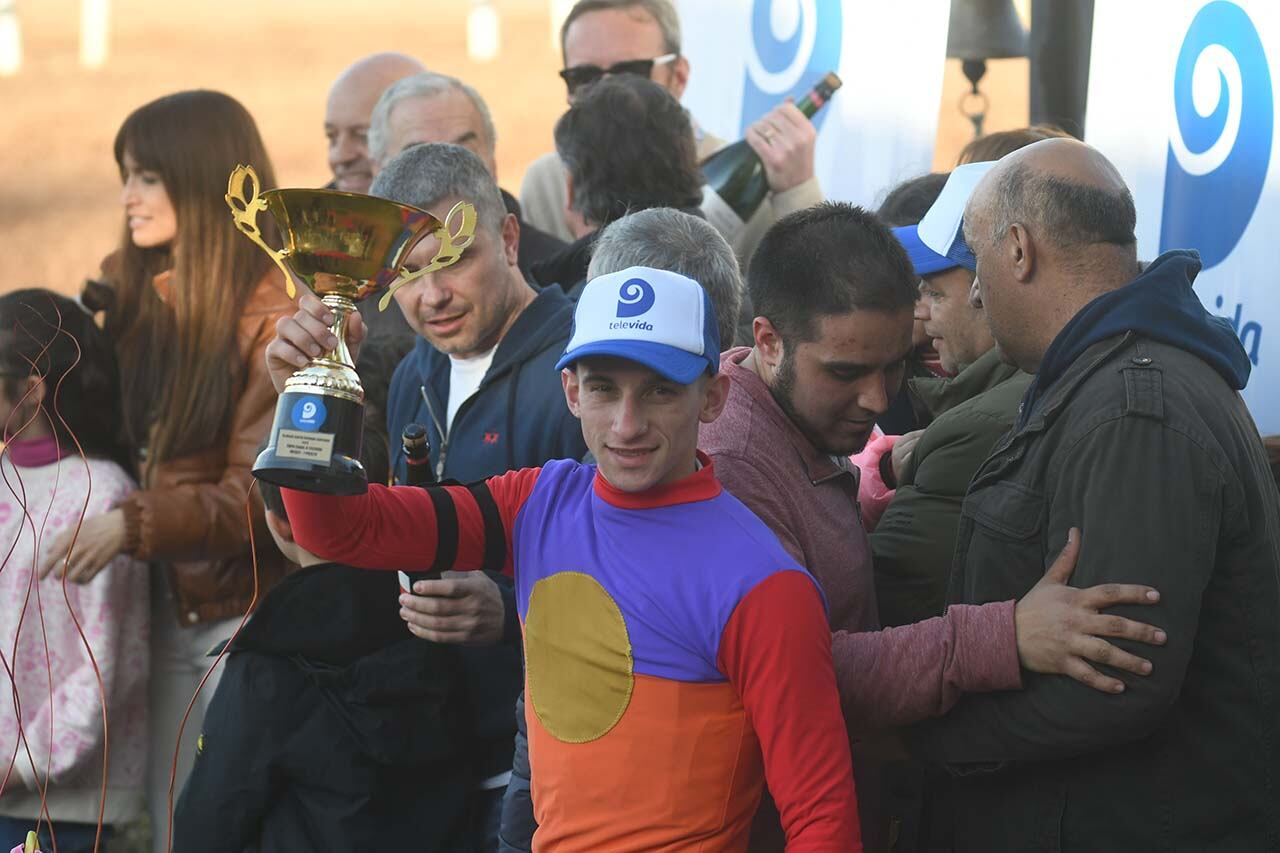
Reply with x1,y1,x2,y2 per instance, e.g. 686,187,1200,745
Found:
892,160,996,276
555,266,720,385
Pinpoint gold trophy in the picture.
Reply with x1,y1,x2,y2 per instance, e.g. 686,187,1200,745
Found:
225,165,476,495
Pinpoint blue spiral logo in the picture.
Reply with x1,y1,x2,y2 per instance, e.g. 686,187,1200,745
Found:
616,278,656,318
739,0,842,136
1159,1,1273,269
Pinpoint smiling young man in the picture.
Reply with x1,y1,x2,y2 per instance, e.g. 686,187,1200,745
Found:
265,266,862,851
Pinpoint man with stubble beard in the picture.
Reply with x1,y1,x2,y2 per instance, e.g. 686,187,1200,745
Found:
699,202,1168,851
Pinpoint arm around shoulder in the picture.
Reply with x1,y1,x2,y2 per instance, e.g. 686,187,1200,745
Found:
910,416,1224,765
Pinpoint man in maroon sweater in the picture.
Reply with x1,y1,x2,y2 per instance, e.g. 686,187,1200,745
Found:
692,203,1169,850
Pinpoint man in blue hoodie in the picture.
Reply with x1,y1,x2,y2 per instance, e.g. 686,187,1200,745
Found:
366,141,587,846
908,138,1280,851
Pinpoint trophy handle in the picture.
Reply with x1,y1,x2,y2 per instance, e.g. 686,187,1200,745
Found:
378,201,478,312
225,164,299,299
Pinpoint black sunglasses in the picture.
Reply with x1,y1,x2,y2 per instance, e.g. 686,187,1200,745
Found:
558,53,677,95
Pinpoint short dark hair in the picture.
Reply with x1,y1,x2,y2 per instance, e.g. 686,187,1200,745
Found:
554,75,703,228
748,202,918,343
876,172,949,228
988,164,1137,250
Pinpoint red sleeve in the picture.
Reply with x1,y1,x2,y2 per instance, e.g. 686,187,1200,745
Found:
717,571,862,852
281,467,541,575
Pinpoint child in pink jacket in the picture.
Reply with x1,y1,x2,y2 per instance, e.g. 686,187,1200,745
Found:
0,290,148,853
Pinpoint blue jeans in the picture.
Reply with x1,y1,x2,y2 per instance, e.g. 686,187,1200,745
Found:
0,817,113,853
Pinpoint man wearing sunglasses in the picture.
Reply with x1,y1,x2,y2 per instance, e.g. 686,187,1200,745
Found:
519,0,824,269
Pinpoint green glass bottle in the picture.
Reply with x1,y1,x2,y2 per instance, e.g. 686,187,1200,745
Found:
700,71,843,223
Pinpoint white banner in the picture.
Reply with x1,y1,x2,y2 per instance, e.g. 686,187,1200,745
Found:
676,0,951,207
1087,0,1279,431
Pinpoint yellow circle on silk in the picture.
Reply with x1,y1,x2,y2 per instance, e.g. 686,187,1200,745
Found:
525,571,634,744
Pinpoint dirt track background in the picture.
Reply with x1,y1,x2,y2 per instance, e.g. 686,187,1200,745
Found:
0,0,1027,296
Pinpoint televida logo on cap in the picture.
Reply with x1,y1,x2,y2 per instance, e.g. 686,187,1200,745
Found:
612,277,655,330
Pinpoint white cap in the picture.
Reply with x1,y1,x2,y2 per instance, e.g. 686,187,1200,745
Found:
916,160,997,261
556,266,720,384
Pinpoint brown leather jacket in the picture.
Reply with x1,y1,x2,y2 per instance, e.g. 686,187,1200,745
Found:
112,268,297,625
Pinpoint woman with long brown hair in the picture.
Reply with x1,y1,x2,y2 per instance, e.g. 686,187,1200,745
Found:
41,89,295,850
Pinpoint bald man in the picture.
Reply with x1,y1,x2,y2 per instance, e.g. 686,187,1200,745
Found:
325,52,425,193
908,139,1280,851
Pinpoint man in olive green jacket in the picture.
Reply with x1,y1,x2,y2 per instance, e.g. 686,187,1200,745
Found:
870,163,1032,628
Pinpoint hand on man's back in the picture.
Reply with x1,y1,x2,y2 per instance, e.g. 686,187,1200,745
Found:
1014,528,1167,694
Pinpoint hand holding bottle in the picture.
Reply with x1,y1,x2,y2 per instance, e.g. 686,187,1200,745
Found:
701,72,841,223
745,100,817,194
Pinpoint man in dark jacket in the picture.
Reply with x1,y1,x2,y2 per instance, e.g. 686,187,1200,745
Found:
529,74,706,301
910,138,1280,851
871,162,1032,628
371,141,587,847
372,143,588,484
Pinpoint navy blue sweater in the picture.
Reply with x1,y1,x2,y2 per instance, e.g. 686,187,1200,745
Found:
386,284,587,484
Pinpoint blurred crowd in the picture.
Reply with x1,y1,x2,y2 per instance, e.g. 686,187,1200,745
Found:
2,1,1279,852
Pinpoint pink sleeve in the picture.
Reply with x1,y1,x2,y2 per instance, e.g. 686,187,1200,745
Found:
832,601,1023,731
718,571,862,852
282,467,541,573
850,433,898,532
12,554,147,789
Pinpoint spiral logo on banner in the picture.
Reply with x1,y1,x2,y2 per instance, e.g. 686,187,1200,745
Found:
739,0,842,135
1159,1,1273,269
616,278,656,318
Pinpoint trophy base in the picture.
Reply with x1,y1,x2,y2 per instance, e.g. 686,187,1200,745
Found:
254,389,367,496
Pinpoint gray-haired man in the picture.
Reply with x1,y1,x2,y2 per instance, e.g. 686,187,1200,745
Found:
367,71,564,279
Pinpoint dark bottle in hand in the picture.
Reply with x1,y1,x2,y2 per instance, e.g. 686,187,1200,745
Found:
402,423,435,488
700,71,843,223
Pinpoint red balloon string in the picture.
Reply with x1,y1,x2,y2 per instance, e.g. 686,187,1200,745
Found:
1,296,107,852
2,297,264,853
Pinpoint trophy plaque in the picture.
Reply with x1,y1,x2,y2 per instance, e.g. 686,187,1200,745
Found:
225,164,476,495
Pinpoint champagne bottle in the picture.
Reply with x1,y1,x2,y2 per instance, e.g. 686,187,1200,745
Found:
400,424,437,589
402,423,435,488
700,71,843,223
